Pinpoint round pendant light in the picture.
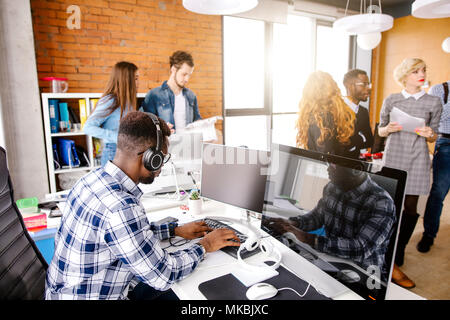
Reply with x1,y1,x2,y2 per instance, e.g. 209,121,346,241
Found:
333,13,393,34
357,32,382,50
182,0,258,15
412,0,450,19
442,37,450,53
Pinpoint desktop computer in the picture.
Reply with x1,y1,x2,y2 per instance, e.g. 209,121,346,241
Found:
260,143,407,300
200,143,270,259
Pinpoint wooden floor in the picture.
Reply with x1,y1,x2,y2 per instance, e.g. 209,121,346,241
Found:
395,193,450,300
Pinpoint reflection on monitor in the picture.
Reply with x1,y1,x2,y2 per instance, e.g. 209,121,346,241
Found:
138,132,203,195
261,144,406,300
201,144,270,214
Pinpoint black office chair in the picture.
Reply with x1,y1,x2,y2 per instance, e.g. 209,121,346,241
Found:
0,147,48,299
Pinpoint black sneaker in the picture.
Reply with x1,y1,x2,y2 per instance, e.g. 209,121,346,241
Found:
417,235,434,253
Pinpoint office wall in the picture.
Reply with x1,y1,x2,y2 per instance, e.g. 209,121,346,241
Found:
30,0,223,122
0,0,49,199
369,16,450,126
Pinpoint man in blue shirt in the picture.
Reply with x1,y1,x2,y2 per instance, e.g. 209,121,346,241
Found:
417,81,450,253
141,51,202,132
45,111,239,300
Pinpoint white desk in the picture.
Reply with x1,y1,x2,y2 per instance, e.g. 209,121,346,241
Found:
43,191,424,300
142,196,425,301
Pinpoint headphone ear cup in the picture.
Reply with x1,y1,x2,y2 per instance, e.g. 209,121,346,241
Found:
244,235,260,252
142,148,164,172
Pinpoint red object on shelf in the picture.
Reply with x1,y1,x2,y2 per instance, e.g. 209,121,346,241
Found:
40,77,68,81
23,213,47,231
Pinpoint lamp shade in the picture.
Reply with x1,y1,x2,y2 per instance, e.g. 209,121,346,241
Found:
333,13,393,35
442,37,450,53
357,32,382,50
412,0,450,19
182,0,258,15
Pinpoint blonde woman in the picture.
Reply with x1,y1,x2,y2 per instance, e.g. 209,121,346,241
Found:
84,61,139,166
296,71,356,157
378,58,442,289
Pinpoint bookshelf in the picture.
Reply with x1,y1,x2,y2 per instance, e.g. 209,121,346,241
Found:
41,92,146,192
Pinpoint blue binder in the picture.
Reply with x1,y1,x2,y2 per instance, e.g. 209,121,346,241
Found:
58,139,80,167
49,99,59,133
59,102,70,132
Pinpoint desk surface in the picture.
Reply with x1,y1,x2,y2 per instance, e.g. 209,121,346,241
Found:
142,197,425,301
43,192,424,300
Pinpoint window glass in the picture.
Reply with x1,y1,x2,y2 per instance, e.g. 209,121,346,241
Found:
225,115,269,151
224,16,265,109
316,24,350,95
272,15,313,113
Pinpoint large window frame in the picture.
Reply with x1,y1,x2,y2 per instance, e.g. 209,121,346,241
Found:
222,14,355,149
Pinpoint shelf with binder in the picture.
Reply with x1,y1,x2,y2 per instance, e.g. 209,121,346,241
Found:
41,92,146,193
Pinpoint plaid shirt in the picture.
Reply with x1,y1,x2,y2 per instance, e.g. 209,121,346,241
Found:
45,161,205,300
291,176,396,276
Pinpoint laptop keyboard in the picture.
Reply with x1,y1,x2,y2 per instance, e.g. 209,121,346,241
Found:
202,218,260,259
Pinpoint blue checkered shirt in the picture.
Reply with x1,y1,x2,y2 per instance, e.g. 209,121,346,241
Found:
290,176,396,277
429,81,450,134
45,161,205,300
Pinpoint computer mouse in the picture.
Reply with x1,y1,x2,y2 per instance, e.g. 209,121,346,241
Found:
339,269,361,283
246,283,278,300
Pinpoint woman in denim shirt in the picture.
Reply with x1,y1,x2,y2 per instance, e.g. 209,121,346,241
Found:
84,61,139,166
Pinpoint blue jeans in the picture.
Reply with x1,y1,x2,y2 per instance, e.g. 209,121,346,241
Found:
423,136,450,238
101,143,117,166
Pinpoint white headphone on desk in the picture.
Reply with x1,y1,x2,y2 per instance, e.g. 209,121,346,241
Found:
206,216,282,271
237,234,282,271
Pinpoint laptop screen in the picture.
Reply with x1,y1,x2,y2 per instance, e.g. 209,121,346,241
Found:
261,144,406,300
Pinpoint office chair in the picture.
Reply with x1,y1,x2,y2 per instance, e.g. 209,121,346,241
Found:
0,147,48,299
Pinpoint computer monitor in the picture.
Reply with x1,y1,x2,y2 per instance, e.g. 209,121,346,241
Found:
138,132,203,196
261,143,406,300
201,143,270,215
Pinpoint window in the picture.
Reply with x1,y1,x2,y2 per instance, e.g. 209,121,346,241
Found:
223,14,352,150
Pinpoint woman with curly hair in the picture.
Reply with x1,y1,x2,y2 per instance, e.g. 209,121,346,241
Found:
296,71,356,158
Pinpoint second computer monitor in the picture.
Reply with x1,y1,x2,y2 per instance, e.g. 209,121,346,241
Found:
201,144,270,214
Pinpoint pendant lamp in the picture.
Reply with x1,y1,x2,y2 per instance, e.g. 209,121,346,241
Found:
182,0,259,15
333,1,393,34
412,0,450,19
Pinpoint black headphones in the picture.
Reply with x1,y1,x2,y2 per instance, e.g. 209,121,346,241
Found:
142,113,165,172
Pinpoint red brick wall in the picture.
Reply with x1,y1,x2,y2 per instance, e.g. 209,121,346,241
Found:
31,0,223,122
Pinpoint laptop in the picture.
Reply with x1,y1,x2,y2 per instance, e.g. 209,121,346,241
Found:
261,144,406,300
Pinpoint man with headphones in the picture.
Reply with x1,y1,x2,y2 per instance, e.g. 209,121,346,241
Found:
45,111,240,300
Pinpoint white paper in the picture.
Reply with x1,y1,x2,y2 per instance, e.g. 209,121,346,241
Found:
389,107,425,133
183,116,223,142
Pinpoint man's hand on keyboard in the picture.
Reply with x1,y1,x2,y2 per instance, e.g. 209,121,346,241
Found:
198,229,241,253
175,221,213,240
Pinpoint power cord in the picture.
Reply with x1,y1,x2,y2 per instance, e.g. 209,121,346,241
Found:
277,283,311,298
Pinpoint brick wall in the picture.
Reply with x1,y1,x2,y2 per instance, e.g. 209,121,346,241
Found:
31,0,223,123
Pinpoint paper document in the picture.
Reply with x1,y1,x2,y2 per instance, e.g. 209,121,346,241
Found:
183,116,223,142
389,107,425,133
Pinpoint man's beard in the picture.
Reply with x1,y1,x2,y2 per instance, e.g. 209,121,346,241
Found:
139,174,155,185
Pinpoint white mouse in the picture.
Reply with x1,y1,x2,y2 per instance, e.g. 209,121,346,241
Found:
246,283,278,300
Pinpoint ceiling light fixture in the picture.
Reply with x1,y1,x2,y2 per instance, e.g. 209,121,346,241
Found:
333,1,393,34
182,0,259,15
412,0,450,19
